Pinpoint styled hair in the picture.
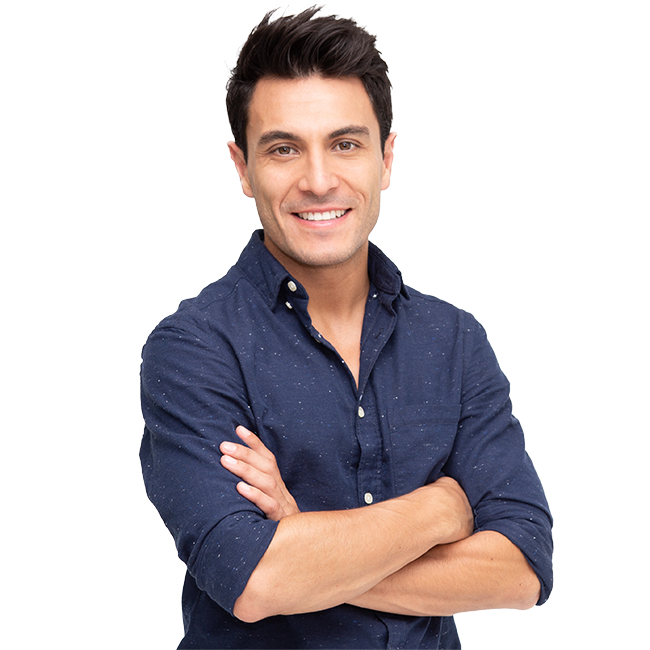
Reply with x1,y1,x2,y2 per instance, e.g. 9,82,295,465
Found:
226,6,392,160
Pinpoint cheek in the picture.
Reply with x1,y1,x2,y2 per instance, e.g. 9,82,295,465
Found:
350,159,385,190
254,170,292,206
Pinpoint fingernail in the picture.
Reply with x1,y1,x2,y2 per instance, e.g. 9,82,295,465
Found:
222,455,236,466
222,442,237,453
238,482,250,492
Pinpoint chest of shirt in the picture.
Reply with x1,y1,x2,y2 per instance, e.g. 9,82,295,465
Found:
215,289,465,512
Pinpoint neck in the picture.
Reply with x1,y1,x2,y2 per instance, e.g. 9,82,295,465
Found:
264,239,370,388
269,243,370,318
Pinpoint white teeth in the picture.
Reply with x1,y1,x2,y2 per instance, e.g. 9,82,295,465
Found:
296,209,347,221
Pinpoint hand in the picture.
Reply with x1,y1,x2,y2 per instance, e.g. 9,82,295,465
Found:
220,426,300,521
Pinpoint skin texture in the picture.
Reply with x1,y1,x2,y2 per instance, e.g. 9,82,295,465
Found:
224,75,540,622
229,76,395,273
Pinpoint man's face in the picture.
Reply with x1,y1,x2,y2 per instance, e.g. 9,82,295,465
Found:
229,76,396,272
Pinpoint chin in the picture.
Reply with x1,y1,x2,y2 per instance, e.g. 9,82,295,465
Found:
294,245,365,269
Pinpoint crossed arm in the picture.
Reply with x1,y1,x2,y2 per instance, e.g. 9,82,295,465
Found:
220,426,541,623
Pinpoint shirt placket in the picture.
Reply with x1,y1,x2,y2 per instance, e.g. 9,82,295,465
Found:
355,292,397,507
281,277,398,509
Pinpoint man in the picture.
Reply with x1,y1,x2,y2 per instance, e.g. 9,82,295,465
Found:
140,8,553,649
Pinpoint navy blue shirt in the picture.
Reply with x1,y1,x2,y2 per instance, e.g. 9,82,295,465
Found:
140,231,552,649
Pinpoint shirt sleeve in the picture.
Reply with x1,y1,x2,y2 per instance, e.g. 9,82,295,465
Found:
443,313,553,605
139,320,279,615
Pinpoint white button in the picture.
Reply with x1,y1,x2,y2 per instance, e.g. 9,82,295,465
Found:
285,301,293,310
287,280,297,292
364,492,373,504
358,406,365,418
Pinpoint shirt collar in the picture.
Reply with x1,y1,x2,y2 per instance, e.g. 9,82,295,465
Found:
368,241,410,302
236,230,410,308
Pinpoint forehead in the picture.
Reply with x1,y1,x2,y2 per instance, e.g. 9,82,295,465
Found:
247,76,380,142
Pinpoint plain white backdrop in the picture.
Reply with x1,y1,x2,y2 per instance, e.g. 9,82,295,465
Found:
0,0,650,650
139,0,553,650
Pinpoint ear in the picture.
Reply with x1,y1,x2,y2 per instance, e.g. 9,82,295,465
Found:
380,132,397,191
228,142,254,198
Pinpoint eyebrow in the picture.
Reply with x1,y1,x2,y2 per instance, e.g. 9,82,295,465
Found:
257,130,299,148
329,126,371,139
256,125,372,148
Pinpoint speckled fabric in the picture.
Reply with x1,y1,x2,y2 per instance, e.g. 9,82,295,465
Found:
140,230,552,649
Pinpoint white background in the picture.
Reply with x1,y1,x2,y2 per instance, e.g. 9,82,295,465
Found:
2,1,648,648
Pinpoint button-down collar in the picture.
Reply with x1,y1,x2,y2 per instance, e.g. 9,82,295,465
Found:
235,230,409,311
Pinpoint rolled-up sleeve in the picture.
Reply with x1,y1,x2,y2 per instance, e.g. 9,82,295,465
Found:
139,321,278,614
444,315,553,604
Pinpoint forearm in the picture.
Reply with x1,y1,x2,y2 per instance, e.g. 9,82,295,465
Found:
348,530,541,617
233,483,471,623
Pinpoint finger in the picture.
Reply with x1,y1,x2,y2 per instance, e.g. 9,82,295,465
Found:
236,481,283,521
220,454,279,494
235,426,275,460
220,439,275,474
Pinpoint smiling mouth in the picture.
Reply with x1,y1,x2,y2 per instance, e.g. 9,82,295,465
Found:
295,209,349,222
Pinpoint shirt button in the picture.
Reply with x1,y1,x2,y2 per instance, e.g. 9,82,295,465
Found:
364,492,374,505
287,280,297,292
358,406,365,418
285,301,293,310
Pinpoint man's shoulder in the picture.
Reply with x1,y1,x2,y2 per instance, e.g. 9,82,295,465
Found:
367,243,481,333
404,285,455,309
401,284,480,329
393,285,492,359
150,266,253,338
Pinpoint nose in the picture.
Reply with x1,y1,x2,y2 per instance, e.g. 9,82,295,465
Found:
296,151,340,196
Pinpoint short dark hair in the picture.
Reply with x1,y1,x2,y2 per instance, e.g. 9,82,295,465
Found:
226,6,392,161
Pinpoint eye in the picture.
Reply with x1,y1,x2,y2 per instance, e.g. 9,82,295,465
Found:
274,145,296,156
336,141,356,151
